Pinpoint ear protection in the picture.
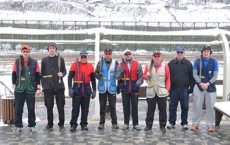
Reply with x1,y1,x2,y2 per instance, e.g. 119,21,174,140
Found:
201,45,212,55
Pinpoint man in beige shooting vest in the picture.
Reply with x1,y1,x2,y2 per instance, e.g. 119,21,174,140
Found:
142,51,171,132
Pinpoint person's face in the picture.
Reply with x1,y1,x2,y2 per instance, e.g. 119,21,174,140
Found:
104,51,112,61
202,49,211,59
176,51,185,60
80,55,88,63
124,52,132,60
21,49,30,59
48,46,57,56
153,53,161,64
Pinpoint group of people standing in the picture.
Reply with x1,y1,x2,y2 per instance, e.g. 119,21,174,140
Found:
12,43,218,133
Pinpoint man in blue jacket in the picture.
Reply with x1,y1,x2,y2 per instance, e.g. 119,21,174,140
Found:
190,45,218,132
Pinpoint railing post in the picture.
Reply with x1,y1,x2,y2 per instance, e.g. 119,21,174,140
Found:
92,30,100,120
218,32,230,101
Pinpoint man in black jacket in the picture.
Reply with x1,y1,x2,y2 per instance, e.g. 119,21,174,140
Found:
167,46,194,130
41,42,66,132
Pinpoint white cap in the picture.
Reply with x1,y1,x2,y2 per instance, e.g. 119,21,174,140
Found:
124,49,131,54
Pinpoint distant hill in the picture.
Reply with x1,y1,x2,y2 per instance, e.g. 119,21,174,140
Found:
0,0,229,22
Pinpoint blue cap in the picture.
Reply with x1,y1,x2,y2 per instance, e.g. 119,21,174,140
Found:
80,50,88,56
176,46,185,52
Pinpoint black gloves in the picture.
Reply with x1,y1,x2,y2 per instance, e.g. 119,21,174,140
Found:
116,85,120,94
120,69,125,74
92,90,96,99
188,88,193,94
69,88,74,97
95,73,102,79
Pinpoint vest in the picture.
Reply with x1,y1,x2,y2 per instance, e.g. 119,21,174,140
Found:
72,62,93,97
42,56,65,92
98,59,116,94
120,60,139,93
15,57,37,93
196,58,216,92
146,62,169,98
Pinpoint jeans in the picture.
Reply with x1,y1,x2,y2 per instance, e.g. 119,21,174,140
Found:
169,88,189,126
70,96,90,128
122,93,139,126
99,91,118,125
14,91,36,127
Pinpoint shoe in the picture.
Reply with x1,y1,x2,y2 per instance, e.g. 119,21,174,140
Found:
122,124,129,130
59,126,66,132
112,124,119,129
182,125,188,129
70,126,76,132
208,127,214,132
98,124,104,129
43,125,53,131
167,124,175,129
190,125,198,131
160,126,166,132
144,126,152,131
13,127,21,132
81,126,88,131
133,125,141,131
30,126,37,132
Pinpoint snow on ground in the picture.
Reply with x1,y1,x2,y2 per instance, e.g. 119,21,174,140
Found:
0,0,229,22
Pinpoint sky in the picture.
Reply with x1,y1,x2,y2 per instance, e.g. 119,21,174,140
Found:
0,0,229,22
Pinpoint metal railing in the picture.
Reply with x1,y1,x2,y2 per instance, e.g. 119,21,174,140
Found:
0,81,13,96
1,21,230,51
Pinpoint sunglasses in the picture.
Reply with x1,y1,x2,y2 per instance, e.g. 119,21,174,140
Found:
22,50,30,53
104,52,112,56
124,53,131,56
153,55,160,58
81,55,87,59
177,51,184,54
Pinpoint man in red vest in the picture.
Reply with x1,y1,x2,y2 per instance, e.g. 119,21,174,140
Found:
68,50,96,132
115,49,143,131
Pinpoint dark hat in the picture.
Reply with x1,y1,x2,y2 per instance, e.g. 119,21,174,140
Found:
202,45,211,51
153,51,161,55
80,50,88,56
21,44,30,51
104,48,112,53
47,42,57,50
201,45,212,54
176,46,185,52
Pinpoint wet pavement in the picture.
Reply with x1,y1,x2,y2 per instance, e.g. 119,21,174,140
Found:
0,97,230,145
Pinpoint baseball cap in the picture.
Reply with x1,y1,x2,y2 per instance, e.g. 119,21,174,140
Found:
21,44,30,51
104,48,112,53
80,50,88,56
124,49,131,54
153,51,161,55
176,46,185,52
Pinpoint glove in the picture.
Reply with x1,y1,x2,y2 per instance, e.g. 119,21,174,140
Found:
116,85,120,94
188,88,193,94
68,88,74,97
120,69,125,74
92,90,96,99
95,73,102,79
